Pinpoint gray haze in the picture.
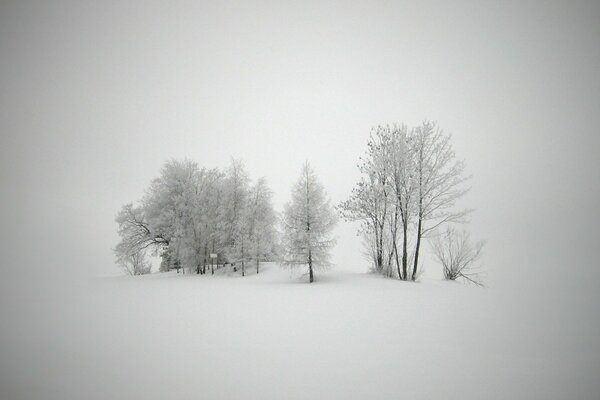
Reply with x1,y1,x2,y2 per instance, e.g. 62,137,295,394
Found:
1,0,599,394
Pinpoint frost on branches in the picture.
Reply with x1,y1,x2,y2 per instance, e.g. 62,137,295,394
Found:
339,122,480,282
114,158,278,276
281,162,337,283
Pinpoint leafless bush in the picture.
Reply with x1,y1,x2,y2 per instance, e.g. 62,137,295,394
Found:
430,227,484,286
118,250,152,276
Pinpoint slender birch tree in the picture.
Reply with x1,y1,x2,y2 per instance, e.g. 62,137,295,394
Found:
410,121,470,280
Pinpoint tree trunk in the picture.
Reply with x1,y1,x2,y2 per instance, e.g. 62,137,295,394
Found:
402,218,408,281
308,249,314,283
377,228,384,272
412,156,423,282
374,221,383,272
203,244,208,275
412,217,422,281
211,241,215,275
391,206,402,280
241,237,245,277
256,238,260,274
394,241,401,280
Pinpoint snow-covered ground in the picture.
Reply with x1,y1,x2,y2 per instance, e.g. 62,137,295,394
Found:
1,263,598,399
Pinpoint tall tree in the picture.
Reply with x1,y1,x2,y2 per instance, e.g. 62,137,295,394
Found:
201,168,226,275
410,122,470,280
245,177,278,274
221,159,250,275
338,126,392,274
282,162,337,283
179,167,224,275
143,159,200,273
388,125,416,280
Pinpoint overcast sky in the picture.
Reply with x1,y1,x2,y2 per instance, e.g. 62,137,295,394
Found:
1,0,599,298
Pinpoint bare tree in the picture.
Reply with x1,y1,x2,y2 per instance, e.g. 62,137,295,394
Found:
117,249,152,276
430,227,484,286
410,121,470,280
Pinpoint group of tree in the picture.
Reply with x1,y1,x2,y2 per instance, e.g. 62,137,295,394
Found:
339,121,483,284
115,159,278,276
115,159,338,283
115,122,483,284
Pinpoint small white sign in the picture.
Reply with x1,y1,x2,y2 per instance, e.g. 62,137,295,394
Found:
210,253,218,259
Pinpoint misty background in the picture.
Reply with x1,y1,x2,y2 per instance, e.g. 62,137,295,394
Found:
1,0,599,358
1,1,600,398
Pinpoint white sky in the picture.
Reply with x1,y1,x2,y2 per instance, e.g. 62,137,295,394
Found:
1,1,599,294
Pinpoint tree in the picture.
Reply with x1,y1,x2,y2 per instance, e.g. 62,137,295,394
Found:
179,167,223,275
338,126,392,275
430,227,484,286
282,162,337,283
114,203,168,266
341,122,472,281
115,157,275,277
143,159,201,273
200,168,226,275
245,177,278,274
117,250,152,276
410,121,470,280
388,125,415,280
340,125,416,280
220,159,250,275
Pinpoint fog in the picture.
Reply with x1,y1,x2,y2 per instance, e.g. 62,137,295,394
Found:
1,0,599,397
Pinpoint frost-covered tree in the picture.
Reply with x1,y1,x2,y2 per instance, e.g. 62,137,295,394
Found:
142,159,200,273
339,125,415,280
340,122,472,281
220,159,250,274
179,167,224,274
115,203,169,255
430,227,484,286
199,168,226,275
338,127,392,275
410,122,470,280
282,162,337,283
388,125,416,280
245,177,278,274
115,158,278,276
159,248,175,272
114,203,168,276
